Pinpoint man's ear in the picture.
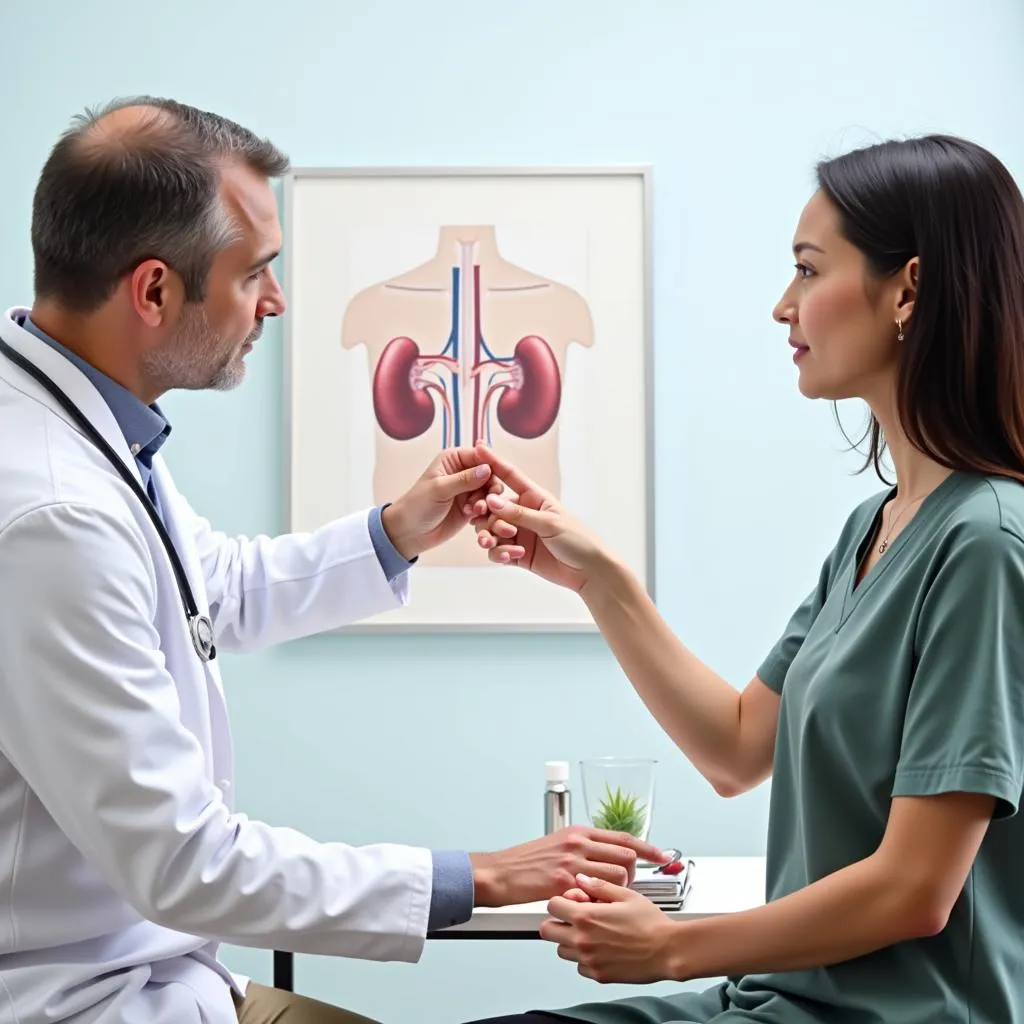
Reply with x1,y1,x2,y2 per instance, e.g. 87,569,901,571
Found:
128,260,183,328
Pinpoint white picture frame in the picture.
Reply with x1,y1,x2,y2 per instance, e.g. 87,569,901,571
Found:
282,166,654,631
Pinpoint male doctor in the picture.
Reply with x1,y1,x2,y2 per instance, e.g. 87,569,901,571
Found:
0,98,664,1024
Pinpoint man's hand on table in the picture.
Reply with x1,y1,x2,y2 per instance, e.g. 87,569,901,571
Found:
468,825,669,907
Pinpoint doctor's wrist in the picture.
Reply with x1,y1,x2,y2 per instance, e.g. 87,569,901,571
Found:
380,499,422,560
468,852,504,907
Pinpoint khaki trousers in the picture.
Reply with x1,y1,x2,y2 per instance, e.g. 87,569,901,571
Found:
234,981,381,1023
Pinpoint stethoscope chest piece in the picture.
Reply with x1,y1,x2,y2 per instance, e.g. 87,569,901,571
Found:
189,614,216,663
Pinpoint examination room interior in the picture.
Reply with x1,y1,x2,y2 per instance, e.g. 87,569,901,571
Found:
0,1,1022,1021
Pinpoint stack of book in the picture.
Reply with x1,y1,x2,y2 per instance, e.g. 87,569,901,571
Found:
629,859,693,911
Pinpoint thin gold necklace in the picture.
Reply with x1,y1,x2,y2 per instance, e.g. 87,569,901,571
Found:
878,494,927,554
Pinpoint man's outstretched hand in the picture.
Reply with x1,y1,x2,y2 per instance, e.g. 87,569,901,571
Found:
470,825,669,908
381,447,505,559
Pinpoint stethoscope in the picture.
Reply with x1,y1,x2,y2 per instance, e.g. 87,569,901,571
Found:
0,338,216,663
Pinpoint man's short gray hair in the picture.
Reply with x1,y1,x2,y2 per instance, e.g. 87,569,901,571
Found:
31,96,290,313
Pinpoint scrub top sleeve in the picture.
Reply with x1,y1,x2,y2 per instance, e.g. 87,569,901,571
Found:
894,523,1024,818
756,547,837,694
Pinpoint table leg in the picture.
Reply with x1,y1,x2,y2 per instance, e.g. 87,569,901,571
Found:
273,950,294,992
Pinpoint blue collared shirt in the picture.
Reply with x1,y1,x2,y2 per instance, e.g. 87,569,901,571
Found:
18,313,473,931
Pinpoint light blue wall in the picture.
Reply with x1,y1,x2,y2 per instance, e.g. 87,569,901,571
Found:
2,1,1023,1020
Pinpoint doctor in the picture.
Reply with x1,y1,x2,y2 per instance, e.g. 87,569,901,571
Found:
0,97,665,1024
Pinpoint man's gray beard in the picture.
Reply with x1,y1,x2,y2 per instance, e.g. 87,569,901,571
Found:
141,304,248,396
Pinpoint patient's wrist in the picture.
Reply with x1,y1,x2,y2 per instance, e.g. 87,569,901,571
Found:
662,919,695,982
580,552,637,605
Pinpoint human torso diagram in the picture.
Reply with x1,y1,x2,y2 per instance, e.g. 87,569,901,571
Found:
341,225,594,567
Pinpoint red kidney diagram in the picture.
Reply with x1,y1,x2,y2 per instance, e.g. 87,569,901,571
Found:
371,336,436,441
370,265,562,447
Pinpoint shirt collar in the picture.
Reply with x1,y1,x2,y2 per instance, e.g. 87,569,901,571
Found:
18,313,170,461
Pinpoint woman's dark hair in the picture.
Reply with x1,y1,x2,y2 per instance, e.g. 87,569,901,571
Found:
816,134,1024,483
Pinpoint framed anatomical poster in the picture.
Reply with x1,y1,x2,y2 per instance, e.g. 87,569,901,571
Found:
282,166,653,631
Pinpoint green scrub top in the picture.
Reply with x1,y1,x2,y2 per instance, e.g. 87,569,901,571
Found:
557,471,1024,1024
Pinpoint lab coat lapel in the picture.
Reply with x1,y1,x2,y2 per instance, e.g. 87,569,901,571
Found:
0,308,146,489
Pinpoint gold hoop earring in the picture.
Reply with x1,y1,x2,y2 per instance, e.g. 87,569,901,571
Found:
897,319,904,342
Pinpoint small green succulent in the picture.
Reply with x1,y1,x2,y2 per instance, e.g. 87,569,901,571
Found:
591,784,648,837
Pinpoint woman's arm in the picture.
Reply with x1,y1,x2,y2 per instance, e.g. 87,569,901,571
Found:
669,791,994,980
470,445,789,799
583,558,780,797
542,791,995,985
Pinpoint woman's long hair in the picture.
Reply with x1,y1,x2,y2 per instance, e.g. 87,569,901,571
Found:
817,135,1024,483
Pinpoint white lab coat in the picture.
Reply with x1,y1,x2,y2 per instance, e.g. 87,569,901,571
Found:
0,309,434,1024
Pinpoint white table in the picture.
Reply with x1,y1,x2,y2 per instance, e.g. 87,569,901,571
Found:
271,856,765,989
435,856,766,938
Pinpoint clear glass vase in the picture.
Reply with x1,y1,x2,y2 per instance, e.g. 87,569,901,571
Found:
579,757,656,841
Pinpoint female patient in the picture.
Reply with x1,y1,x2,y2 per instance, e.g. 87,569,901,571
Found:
462,134,1024,1024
